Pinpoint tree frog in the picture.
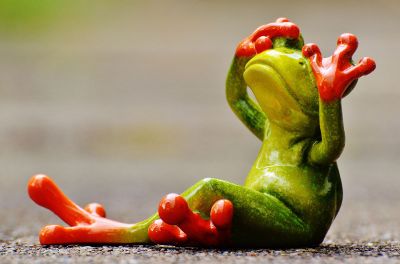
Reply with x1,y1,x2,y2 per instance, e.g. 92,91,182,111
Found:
28,18,375,247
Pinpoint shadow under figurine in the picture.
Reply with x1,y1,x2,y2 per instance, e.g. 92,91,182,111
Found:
27,18,376,248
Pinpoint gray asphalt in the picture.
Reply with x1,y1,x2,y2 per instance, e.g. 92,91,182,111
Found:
1,240,400,264
2,197,400,263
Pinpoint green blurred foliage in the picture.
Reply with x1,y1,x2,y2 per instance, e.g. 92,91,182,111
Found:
0,0,127,36
0,0,66,34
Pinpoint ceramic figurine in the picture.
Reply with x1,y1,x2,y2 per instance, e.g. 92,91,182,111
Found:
28,18,376,247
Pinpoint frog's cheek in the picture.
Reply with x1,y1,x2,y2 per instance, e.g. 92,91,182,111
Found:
243,63,302,119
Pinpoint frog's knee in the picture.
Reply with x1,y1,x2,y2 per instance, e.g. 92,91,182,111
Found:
201,177,217,184
197,178,222,192
201,177,225,187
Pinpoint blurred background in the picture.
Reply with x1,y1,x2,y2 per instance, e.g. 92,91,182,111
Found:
0,0,398,242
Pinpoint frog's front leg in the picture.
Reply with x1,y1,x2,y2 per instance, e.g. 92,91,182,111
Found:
226,55,266,140
303,34,376,165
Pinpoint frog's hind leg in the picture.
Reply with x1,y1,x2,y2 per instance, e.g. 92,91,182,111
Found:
28,175,317,247
154,178,316,248
28,174,151,244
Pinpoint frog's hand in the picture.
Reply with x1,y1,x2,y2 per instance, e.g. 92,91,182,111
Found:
226,18,301,140
28,174,150,244
303,34,376,165
302,34,376,102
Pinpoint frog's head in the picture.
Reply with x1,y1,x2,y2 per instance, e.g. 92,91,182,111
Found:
243,39,320,133
236,18,322,133
236,18,375,135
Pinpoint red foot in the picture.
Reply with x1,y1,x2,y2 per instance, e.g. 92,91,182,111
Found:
235,17,300,57
28,174,132,244
302,33,376,101
148,193,233,247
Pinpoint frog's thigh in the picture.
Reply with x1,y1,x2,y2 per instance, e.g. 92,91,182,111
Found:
181,178,315,247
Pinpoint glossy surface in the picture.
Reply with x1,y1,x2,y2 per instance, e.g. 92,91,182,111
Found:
302,34,376,102
28,18,375,247
236,18,300,57
148,219,187,245
148,194,233,246
226,18,375,246
28,175,143,244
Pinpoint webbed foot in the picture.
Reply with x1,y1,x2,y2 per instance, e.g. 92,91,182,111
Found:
28,174,134,244
148,193,233,246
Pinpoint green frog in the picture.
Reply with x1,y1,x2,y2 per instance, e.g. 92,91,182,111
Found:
28,18,376,247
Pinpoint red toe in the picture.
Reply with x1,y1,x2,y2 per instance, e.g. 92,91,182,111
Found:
39,225,69,245
158,193,190,225
210,199,233,229
28,174,55,208
84,203,106,218
148,219,187,245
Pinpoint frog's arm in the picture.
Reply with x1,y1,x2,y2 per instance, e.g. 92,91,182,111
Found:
303,34,376,165
308,99,345,165
226,18,301,140
226,56,266,140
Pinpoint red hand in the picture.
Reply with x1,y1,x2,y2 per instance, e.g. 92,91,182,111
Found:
236,17,300,57
302,33,376,101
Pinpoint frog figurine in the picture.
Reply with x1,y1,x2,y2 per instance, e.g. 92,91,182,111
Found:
27,18,376,248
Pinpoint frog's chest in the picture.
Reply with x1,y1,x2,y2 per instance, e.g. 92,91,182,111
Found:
253,137,313,168
245,164,337,195
244,136,341,207
244,163,341,218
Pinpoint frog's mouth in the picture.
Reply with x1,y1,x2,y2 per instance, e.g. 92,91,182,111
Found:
243,57,303,116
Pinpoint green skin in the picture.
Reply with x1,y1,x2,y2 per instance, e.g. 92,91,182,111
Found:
133,37,345,248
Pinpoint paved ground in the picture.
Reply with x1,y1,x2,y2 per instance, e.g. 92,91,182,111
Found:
0,0,400,263
2,241,400,264
2,196,400,263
